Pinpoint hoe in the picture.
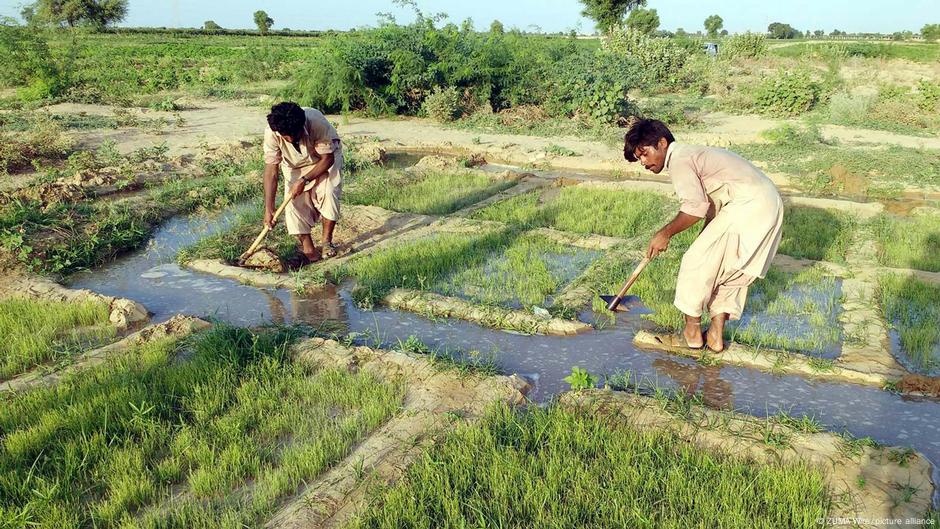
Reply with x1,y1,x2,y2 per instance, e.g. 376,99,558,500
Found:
238,196,290,265
599,257,650,312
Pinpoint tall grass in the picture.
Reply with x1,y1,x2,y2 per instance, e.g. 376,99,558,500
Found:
471,187,671,239
0,297,113,379
349,403,830,529
879,274,940,373
345,167,517,215
0,325,404,528
871,214,940,272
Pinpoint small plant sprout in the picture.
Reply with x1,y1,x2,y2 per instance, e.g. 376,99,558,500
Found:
564,366,599,391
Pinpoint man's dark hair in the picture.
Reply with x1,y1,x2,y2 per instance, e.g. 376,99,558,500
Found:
623,119,675,162
267,102,306,137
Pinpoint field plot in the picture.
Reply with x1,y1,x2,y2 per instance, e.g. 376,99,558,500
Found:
0,325,403,528
778,206,857,263
872,214,940,273
345,166,518,215
879,274,940,375
470,186,671,238
0,297,114,380
349,403,830,529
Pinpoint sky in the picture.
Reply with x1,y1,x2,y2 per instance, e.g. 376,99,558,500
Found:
1,0,938,34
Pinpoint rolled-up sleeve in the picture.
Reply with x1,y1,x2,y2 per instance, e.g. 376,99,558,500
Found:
671,159,710,218
263,127,282,166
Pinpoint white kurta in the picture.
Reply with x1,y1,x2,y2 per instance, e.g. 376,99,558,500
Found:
666,143,784,320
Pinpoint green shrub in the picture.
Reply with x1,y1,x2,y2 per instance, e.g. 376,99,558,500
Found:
545,50,642,124
753,70,824,116
0,20,71,100
827,91,875,125
916,80,940,112
721,32,767,60
423,86,462,122
605,27,696,88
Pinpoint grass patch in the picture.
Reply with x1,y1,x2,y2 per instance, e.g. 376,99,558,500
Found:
471,187,671,239
344,167,516,215
0,115,75,173
770,41,940,63
879,274,940,373
0,156,259,274
0,297,114,380
779,206,857,263
0,324,404,528
871,214,940,272
178,201,300,265
733,125,940,197
350,403,830,528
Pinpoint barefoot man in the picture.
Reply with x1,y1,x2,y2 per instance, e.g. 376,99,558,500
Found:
263,101,343,263
624,119,784,352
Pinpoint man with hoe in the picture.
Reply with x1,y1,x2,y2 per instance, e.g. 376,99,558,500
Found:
624,119,784,352
262,101,343,263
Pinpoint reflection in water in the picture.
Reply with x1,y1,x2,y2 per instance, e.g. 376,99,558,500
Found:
652,358,734,409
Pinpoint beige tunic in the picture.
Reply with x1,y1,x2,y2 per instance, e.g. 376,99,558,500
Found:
666,143,784,319
263,108,343,233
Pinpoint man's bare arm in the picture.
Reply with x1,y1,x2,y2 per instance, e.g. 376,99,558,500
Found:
298,153,334,185
263,163,279,228
646,211,703,259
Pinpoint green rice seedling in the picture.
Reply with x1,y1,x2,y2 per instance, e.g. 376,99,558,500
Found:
871,214,940,272
438,233,599,309
772,411,823,434
349,403,831,529
0,324,404,528
808,357,836,373
344,167,516,215
178,201,300,264
0,297,114,379
472,187,672,239
338,229,518,307
778,206,858,263
878,274,940,373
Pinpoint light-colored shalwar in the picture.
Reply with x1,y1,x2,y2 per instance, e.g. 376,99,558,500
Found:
263,108,344,235
666,143,784,320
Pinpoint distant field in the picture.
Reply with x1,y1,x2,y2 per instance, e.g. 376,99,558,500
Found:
770,40,940,62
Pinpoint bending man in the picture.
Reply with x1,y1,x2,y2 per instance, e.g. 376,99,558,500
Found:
263,101,343,263
624,119,784,352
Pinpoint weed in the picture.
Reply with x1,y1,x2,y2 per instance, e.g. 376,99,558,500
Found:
878,274,940,373
871,214,940,273
543,144,579,157
563,366,599,391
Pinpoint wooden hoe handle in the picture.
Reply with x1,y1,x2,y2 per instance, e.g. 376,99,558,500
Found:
240,197,291,260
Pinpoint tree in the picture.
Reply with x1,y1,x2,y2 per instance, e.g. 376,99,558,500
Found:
579,0,646,34
675,27,687,37
626,8,659,35
203,20,221,30
767,22,798,39
704,14,723,38
489,19,504,35
26,0,127,29
460,17,474,33
253,10,273,35
923,24,940,42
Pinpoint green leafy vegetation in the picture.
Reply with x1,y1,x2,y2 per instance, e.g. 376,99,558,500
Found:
0,325,404,528
779,206,857,263
0,157,259,274
0,297,113,379
879,274,940,373
0,114,75,173
177,202,300,265
771,41,940,63
471,187,671,238
871,214,940,272
350,403,830,529
753,70,827,116
563,366,599,390
345,167,517,215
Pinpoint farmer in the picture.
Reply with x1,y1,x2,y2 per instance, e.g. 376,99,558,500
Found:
624,119,784,352
262,101,343,263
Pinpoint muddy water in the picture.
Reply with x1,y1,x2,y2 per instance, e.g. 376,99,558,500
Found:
66,205,940,504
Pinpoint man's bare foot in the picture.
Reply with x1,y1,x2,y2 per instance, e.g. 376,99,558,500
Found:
301,248,321,264
706,313,728,352
682,320,704,349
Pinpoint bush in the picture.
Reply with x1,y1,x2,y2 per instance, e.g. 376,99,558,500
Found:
753,70,824,116
721,32,766,60
917,80,940,112
423,86,462,122
604,27,696,88
0,115,74,173
545,50,642,124
827,91,875,124
0,20,71,100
